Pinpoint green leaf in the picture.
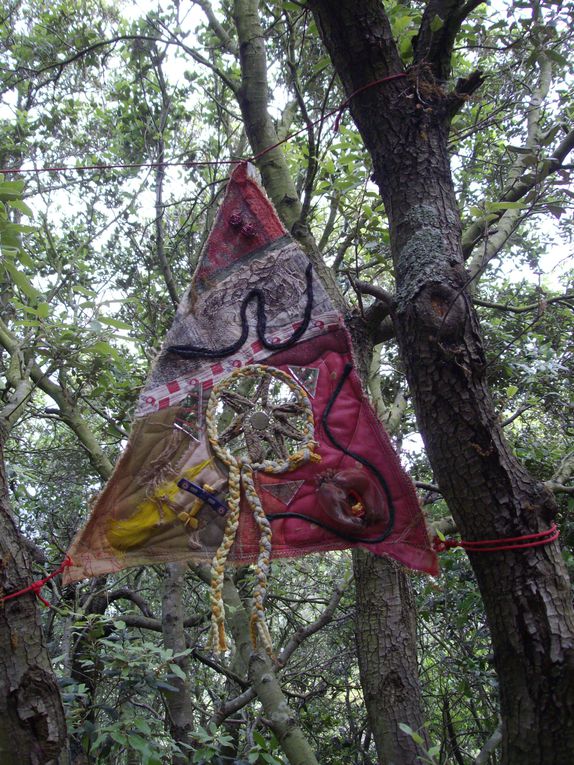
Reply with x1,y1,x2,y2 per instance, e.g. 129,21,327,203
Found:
506,385,518,397
36,301,50,318
133,718,152,735
0,180,25,201
547,203,565,219
16,250,35,268
10,199,34,217
73,285,98,297
3,261,41,299
484,200,526,212
156,681,179,692
168,663,187,681
393,14,414,35
98,316,132,330
430,15,444,32
546,49,569,67
253,731,267,748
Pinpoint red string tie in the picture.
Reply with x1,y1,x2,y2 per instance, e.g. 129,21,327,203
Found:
433,523,560,554
333,73,408,131
1,556,73,608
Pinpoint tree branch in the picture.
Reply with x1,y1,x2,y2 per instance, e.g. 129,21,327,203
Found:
7,35,172,87
544,450,574,494
415,0,485,81
353,280,395,313
210,687,257,726
276,573,351,668
474,294,574,314
0,318,113,480
192,0,239,55
152,44,180,308
462,130,574,260
0,351,34,436
474,724,502,765
464,46,557,272
105,587,155,618
153,18,240,95
500,405,532,428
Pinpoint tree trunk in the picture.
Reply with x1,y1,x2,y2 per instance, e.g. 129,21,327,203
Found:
0,436,67,764
222,574,320,765
309,1,574,762
161,563,194,763
353,550,429,764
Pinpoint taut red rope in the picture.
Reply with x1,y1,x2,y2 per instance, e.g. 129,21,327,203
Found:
1,557,73,607
433,524,560,554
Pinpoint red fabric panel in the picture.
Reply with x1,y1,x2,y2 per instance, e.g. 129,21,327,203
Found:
228,329,438,576
194,163,287,288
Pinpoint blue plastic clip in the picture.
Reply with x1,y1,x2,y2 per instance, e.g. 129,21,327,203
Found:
177,479,229,517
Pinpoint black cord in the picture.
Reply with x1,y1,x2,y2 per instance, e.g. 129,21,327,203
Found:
167,263,314,360
267,511,392,545
319,362,396,542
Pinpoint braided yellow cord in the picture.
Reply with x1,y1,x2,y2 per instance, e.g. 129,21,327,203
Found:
207,460,241,652
205,364,320,654
242,465,274,655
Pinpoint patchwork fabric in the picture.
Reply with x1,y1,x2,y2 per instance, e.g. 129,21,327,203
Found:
64,163,437,650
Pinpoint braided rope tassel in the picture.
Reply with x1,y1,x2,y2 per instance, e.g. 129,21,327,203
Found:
207,460,241,652
242,465,274,656
205,364,320,654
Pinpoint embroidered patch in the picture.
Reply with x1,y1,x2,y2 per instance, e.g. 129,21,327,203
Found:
64,162,438,653
261,479,305,506
287,365,320,398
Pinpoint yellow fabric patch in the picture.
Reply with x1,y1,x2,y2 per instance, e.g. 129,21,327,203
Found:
106,458,212,551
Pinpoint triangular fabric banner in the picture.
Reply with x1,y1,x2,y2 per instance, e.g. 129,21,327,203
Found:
64,163,437,649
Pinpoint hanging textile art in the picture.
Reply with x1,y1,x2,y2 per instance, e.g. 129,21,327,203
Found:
64,163,437,650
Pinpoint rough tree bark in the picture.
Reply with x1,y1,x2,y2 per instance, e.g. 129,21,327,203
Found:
354,550,430,763
0,431,67,764
309,1,574,763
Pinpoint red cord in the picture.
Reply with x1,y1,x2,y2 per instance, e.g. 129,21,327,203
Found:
0,73,408,175
433,524,560,554
1,557,73,608
333,73,407,131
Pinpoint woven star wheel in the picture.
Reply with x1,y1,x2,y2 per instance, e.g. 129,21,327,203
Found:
207,365,316,472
